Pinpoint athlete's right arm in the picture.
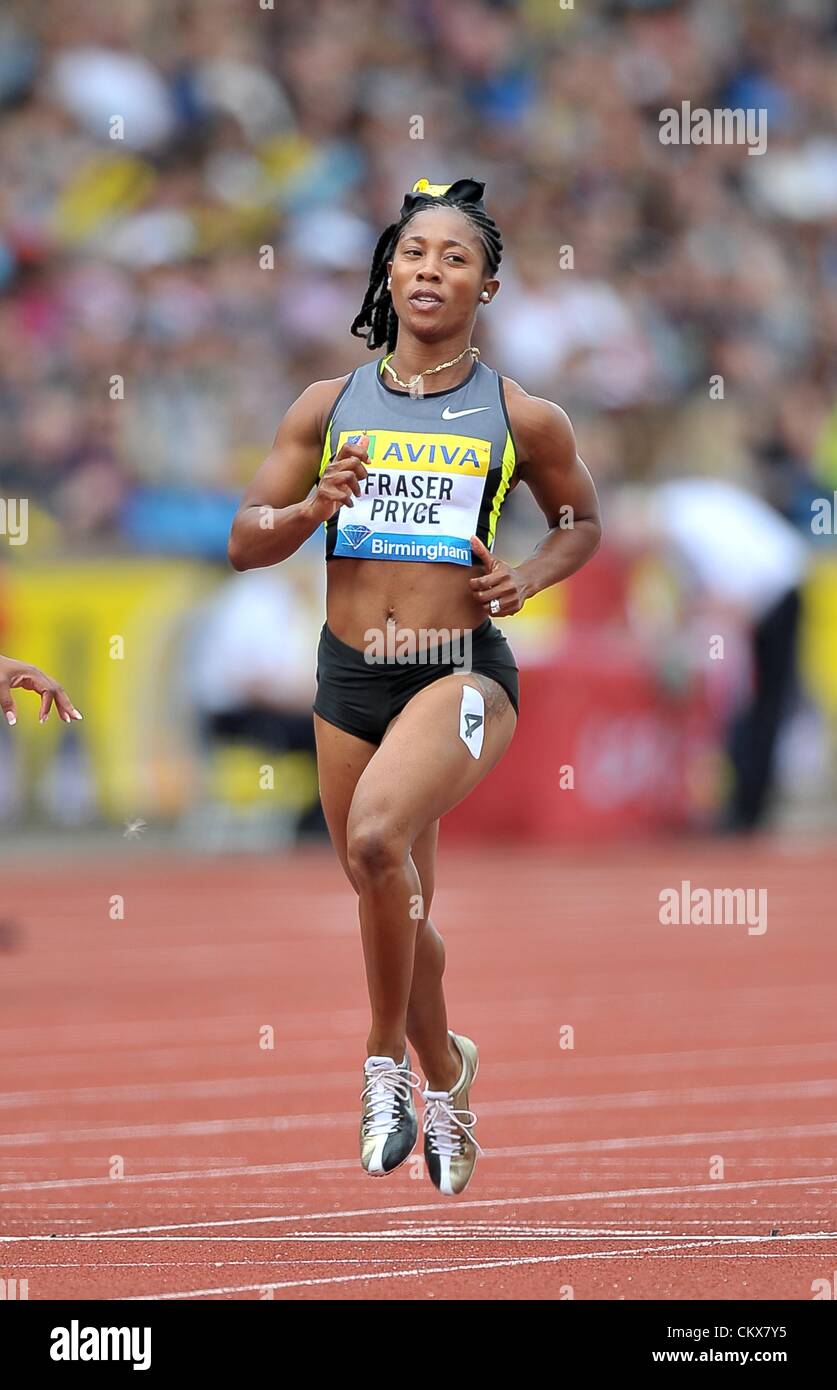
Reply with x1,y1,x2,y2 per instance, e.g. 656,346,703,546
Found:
227,378,369,571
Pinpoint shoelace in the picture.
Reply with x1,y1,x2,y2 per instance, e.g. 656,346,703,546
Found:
422,1092,485,1158
360,1063,421,1138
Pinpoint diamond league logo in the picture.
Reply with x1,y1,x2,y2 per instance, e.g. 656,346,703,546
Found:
342,524,372,550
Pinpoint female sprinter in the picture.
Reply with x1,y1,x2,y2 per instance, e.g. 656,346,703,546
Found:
228,178,601,1197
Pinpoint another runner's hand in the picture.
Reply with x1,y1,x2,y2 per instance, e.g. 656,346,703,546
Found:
0,655,83,727
309,436,370,522
468,535,527,617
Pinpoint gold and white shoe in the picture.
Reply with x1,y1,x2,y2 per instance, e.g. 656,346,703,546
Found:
360,1052,420,1176
421,1031,484,1196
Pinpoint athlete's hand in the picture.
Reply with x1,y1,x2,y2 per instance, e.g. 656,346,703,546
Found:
468,535,527,617
0,656,83,727
308,436,370,522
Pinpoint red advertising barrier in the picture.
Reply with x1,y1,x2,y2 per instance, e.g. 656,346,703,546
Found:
443,630,721,843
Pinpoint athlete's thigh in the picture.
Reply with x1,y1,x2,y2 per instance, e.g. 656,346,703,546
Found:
347,671,517,848
313,714,377,886
314,712,439,896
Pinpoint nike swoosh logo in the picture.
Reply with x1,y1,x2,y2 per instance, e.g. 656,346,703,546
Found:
441,406,490,420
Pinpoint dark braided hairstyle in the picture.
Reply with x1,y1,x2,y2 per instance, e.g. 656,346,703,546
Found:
350,178,503,352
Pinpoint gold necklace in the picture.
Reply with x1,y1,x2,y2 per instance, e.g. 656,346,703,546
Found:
381,345,480,394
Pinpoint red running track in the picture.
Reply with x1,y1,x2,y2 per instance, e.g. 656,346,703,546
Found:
1,838,835,1300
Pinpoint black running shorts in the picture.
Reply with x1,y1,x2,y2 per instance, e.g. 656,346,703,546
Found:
313,617,520,746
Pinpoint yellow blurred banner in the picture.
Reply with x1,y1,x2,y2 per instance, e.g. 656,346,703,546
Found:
801,556,837,716
4,559,215,819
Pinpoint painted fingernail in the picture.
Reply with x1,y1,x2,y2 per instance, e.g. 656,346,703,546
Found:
72,710,83,720
5,712,15,726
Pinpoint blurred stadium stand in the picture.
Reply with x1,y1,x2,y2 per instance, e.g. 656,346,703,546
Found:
0,0,835,842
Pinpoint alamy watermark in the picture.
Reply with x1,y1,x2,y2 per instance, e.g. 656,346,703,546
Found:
363,624,473,669
0,498,28,546
659,102,767,156
811,493,837,535
659,880,767,935
0,1276,28,1299
50,1321,150,1370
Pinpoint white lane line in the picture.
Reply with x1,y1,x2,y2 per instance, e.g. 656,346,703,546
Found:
486,1121,837,1157
6,1251,833,1275
122,1237,804,1299
0,1134,828,1200
0,1113,350,1147
5,1041,837,1108
646,1252,837,1260
2,1216,830,1230
0,1075,357,1110
4,1105,837,1151
4,1171,835,1238
4,1078,837,1146
2,1150,834,1198
3,1230,836,1245
5,1257,520,1271
0,993,831,1052
0,1015,285,1048
0,1260,439,1270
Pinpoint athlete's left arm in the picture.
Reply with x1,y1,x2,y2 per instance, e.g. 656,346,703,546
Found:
471,383,602,613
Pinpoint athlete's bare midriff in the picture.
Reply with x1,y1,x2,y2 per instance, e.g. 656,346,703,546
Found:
325,556,490,649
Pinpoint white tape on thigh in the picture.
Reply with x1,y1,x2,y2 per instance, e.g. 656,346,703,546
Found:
459,684,485,759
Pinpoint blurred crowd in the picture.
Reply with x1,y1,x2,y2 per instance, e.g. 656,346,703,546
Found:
1,0,835,554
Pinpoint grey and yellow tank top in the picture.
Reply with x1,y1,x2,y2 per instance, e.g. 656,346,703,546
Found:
318,355,517,566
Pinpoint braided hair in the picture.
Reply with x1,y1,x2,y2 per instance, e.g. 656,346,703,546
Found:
350,179,503,352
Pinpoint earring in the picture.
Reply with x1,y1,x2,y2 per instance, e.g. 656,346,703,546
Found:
387,277,392,289
480,291,490,302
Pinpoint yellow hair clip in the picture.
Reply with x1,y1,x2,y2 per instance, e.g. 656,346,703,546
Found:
411,179,452,197
399,179,486,218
